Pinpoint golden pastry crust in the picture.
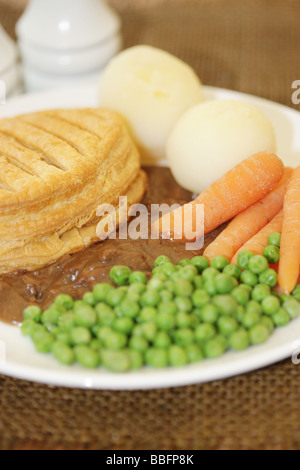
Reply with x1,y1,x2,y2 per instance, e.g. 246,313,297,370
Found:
0,108,147,274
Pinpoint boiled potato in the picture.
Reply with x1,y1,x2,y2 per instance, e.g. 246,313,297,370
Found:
167,100,277,193
99,45,203,163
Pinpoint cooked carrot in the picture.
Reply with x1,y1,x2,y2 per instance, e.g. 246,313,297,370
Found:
203,168,292,261
231,210,284,264
152,152,284,242
278,166,300,294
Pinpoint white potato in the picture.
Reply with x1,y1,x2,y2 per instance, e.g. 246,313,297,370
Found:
99,45,203,163
167,100,277,193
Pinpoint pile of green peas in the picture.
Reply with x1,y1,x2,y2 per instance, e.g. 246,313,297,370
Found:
21,232,300,372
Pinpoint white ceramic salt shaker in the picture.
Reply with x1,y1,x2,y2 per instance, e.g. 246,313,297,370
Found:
0,24,20,99
16,0,122,92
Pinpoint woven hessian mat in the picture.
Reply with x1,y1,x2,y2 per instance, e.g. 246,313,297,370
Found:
0,0,300,450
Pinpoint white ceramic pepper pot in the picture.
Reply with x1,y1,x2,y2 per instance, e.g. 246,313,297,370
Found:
16,0,122,92
0,24,19,99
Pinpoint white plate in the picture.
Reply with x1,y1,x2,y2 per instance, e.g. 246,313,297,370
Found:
0,84,299,390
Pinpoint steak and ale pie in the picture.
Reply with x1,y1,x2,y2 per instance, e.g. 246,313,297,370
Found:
0,108,147,275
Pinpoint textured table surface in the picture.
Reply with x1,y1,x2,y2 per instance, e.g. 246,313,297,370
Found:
0,0,300,451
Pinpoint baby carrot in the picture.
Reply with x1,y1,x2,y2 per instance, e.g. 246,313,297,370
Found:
204,168,292,261
278,166,300,294
231,210,283,263
152,152,284,242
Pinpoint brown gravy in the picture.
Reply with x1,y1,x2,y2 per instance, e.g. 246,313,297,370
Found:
0,167,222,325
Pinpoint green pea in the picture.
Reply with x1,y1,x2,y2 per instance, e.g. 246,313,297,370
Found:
101,350,131,372
153,331,172,349
92,283,114,302
51,341,75,365
141,322,158,342
292,285,300,302
158,301,178,316
156,312,176,331
175,312,192,328
154,255,172,267
185,344,204,363
268,232,281,247
261,296,281,316
147,278,164,292
174,296,193,313
261,316,275,334
173,328,194,347
160,289,174,302
109,265,132,286
128,350,144,370
215,273,238,294
129,271,147,285
192,289,210,308
204,279,218,296
191,256,209,273
113,317,134,334
210,256,230,271
263,245,280,265
178,265,198,282
251,284,271,303
242,311,261,329
202,267,220,283
203,338,226,359
283,299,300,320
161,263,177,277
23,305,42,323
138,307,158,323
169,271,182,283
168,345,188,367
193,275,204,289
140,290,161,308
58,312,76,331
101,331,127,351
232,286,250,306
129,335,149,353
199,303,220,324
54,294,74,310
194,323,216,344
234,305,246,323
128,282,146,295
82,292,97,307
259,269,278,288
70,327,92,346
21,319,37,337
177,259,191,267
237,251,254,270
217,316,239,337
240,270,258,287
106,288,126,307
145,348,169,368
212,295,238,316
229,329,250,351
223,264,242,280
95,303,116,326
173,278,194,297
248,255,269,275
249,324,270,345
246,300,262,315
74,305,97,328
33,331,55,353
119,299,140,319
41,306,62,326
272,308,290,327
152,272,168,283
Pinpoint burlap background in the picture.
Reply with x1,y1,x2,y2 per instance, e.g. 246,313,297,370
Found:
0,0,300,450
